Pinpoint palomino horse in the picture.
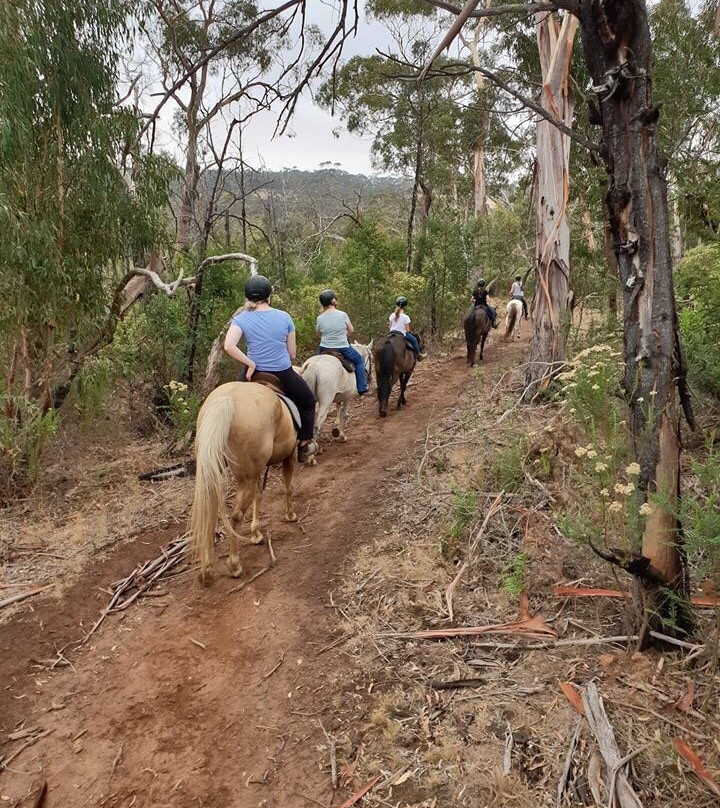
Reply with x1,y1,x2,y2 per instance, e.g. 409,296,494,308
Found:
373,332,417,417
504,299,524,341
463,305,492,366
190,382,299,584
300,342,372,461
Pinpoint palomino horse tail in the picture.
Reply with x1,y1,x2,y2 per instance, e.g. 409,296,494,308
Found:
376,338,395,417
504,302,518,340
190,394,236,584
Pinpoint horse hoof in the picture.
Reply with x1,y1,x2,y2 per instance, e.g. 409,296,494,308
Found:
339,435,347,443
285,512,298,522
199,569,214,587
228,563,243,579
250,534,264,545
379,411,387,418
331,427,340,438
306,456,317,466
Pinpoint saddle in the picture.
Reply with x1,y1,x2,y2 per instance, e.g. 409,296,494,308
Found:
239,370,302,433
388,331,415,354
321,349,355,374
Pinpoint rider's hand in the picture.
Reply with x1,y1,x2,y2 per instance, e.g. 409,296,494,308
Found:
246,361,256,381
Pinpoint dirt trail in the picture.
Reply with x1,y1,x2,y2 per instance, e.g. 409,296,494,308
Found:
0,340,518,808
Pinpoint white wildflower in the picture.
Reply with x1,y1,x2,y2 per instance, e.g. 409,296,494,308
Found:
639,502,653,517
595,462,608,472
575,447,588,457
625,463,641,476
608,501,623,513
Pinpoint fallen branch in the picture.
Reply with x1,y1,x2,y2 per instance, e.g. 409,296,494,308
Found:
430,677,487,690
0,729,54,771
581,683,643,808
556,718,582,807
332,775,382,808
0,584,54,611
379,611,557,642
554,585,720,609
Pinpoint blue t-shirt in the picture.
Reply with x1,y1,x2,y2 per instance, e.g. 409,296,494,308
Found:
316,309,350,348
232,308,295,371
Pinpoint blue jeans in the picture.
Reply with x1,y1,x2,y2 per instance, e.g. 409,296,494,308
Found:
319,346,368,394
404,333,420,356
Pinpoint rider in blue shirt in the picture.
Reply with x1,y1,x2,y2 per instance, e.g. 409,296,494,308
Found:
315,290,368,395
224,275,316,463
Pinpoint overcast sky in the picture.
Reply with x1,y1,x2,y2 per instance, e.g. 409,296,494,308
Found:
240,3,397,174
141,1,407,176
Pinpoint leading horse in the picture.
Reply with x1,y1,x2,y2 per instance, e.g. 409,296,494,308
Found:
463,305,491,366
189,382,299,584
373,333,417,417
300,342,372,460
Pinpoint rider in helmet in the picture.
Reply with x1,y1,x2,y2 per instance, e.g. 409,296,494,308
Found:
224,275,316,463
471,278,498,328
316,290,369,395
509,274,529,320
388,296,424,360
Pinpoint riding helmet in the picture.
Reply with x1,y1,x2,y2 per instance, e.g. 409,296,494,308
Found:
515,274,522,281
244,274,273,302
476,278,486,287
395,295,408,307
319,289,337,307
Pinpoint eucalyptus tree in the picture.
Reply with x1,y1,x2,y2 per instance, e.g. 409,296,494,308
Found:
421,0,703,642
319,22,471,274
0,0,172,421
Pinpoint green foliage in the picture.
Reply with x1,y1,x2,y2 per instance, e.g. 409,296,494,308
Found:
676,243,720,398
441,488,477,558
0,403,59,494
489,434,527,494
681,433,720,589
71,356,116,421
502,552,528,599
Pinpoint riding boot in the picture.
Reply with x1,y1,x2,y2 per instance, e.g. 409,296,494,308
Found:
297,440,316,464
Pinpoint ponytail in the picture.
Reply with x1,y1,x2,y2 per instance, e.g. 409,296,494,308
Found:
391,305,402,323
244,300,259,311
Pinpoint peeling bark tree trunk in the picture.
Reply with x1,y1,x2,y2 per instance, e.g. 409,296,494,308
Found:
462,13,491,218
405,120,424,274
577,0,695,641
178,118,200,249
603,222,619,316
525,13,578,397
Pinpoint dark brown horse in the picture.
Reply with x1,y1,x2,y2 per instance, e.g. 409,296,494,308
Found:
463,305,491,366
373,332,417,417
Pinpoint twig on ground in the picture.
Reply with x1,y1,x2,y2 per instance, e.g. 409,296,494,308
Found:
262,653,285,680
0,585,54,610
0,729,54,771
557,718,582,806
445,493,504,621
189,638,207,650
228,565,272,594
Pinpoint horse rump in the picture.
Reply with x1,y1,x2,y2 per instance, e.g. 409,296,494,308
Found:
374,337,396,417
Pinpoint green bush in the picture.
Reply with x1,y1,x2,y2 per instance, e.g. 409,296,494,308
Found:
676,242,720,398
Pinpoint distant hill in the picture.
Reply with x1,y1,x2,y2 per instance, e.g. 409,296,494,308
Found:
216,167,412,226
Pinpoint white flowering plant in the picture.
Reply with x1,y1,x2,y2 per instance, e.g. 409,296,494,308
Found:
164,380,200,439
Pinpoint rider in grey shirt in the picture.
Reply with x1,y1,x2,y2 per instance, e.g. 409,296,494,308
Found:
316,290,368,395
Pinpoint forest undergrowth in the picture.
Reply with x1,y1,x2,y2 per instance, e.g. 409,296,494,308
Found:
324,329,720,808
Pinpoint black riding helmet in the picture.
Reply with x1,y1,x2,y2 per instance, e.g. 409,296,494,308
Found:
319,289,337,307
396,295,408,307
476,278,486,287
244,274,272,302
514,274,522,281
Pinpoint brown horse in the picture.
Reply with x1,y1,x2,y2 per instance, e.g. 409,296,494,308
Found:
189,382,299,584
373,332,417,417
463,305,491,366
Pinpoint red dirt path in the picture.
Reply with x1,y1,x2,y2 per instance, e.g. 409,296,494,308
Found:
0,345,506,808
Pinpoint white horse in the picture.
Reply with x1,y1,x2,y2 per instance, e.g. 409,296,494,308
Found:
300,342,372,461
504,299,524,341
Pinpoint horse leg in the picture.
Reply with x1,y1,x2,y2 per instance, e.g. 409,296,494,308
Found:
397,373,408,408
228,479,256,578
479,333,487,360
281,455,297,522
333,400,348,441
312,399,333,459
249,475,265,544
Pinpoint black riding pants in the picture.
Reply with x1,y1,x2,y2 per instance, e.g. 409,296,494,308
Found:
271,367,316,441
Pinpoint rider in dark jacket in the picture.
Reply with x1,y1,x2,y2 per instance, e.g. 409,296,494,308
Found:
472,279,497,328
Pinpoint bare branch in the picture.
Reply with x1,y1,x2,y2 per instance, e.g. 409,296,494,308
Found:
424,0,562,17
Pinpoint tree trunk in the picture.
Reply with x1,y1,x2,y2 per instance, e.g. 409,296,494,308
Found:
178,118,200,249
412,180,432,275
405,121,424,274
603,222,619,316
577,0,695,640
525,13,577,397
462,11,491,218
